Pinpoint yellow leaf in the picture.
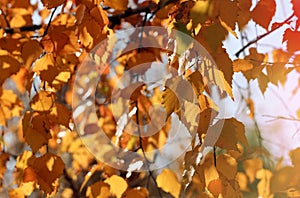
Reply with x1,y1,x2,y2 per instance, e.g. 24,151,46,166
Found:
30,91,55,112
270,166,298,193
236,172,249,191
289,147,300,167
104,175,128,198
251,0,276,29
233,59,253,72
156,169,181,198
216,154,237,180
243,158,263,183
256,168,272,197
190,0,210,27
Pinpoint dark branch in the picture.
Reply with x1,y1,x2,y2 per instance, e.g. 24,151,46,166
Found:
235,14,294,57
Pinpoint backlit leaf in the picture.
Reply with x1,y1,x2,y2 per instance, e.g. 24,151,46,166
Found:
243,158,263,183
214,118,248,151
251,0,276,29
283,29,300,52
122,187,149,198
30,91,55,112
86,181,111,198
233,59,253,72
104,175,128,198
41,0,65,9
156,169,181,198
30,153,65,194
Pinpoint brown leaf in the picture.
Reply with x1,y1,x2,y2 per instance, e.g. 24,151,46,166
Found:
21,40,43,69
214,118,248,151
31,153,65,194
86,181,111,198
122,188,149,198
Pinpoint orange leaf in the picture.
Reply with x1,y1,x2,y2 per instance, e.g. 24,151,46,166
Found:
283,29,300,52
41,0,65,9
207,179,224,197
251,0,276,29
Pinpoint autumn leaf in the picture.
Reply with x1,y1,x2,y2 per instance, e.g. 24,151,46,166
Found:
122,187,149,198
213,118,248,151
104,175,128,198
207,179,224,197
30,91,55,112
216,154,237,180
86,181,111,198
237,0,252,29
270,166,299,193
243,158,263,183
21,40,43,69
251,0,276,29
29,153,65,194
156,169,181,198
103,0,128,11
219,0,238,30
289,147,300,167
256,169,272,197
233,59,253,72
283,29,300,52
41,0,65,9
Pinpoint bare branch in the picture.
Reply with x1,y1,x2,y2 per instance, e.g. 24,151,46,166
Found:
235,14,294,58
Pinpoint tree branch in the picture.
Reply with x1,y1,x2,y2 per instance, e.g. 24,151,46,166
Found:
235,14,294,57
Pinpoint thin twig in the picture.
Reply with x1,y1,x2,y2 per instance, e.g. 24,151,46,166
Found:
135,101,163,198
42,7,57,37
235,14,294,57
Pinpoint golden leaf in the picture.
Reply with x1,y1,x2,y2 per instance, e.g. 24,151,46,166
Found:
30,91,55,112
233,59,253,72
156,169,181,198
256,168,272,197
104,175,128,198
243,158,263,183
216,154,237,180
289,147,300,167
